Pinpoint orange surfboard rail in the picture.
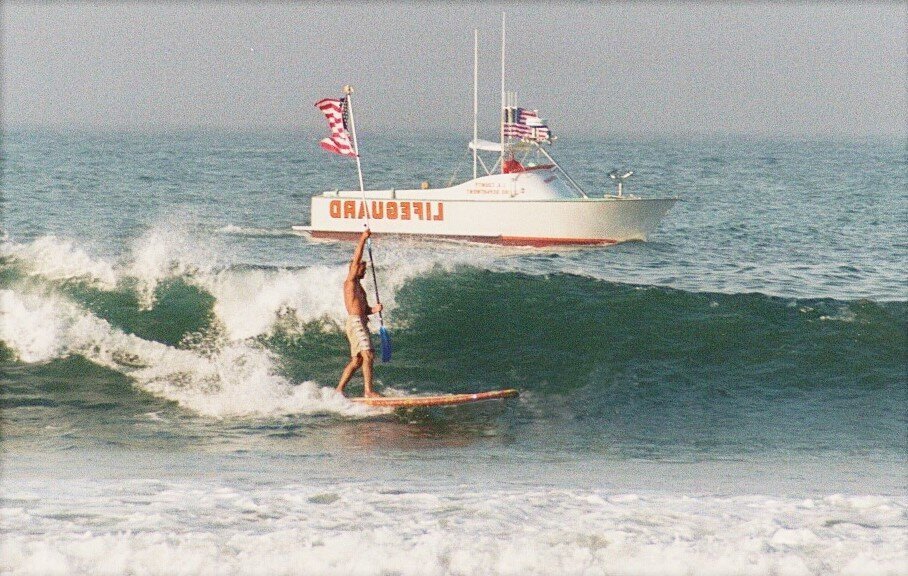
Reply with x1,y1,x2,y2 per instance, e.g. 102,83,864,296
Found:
351,388,519,408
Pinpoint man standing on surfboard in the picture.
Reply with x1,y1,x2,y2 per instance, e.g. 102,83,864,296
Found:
337,228,383,397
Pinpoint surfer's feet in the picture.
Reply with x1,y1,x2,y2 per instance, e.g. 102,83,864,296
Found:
363,390,382,398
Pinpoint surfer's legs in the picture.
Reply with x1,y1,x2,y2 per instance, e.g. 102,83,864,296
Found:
336,355,363,394
339,316,378,396
361,350,379,397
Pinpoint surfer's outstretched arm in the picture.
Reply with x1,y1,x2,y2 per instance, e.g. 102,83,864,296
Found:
347,228,370,279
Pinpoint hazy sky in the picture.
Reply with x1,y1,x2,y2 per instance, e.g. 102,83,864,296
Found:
3,2,905,137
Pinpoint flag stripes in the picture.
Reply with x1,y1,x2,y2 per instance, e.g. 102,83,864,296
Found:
502,106,553,143
316,97,357,157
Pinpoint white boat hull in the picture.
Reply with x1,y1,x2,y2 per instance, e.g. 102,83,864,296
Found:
300,194,677,246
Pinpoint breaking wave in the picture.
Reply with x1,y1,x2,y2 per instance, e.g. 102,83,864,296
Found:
1,233,904,429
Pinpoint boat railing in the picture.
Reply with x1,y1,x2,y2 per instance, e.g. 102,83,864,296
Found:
535,145,589,199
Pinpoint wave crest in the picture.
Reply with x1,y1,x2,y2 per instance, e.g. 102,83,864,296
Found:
0,288,371,418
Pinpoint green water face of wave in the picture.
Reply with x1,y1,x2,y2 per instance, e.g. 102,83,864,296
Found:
382,268,906,396
2,262,905,399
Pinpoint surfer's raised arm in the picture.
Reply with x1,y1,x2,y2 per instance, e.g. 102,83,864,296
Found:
347,228,370,280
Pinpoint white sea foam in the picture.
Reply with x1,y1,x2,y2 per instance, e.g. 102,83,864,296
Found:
1,232,491,416
0,228,220,310
199,265,347,340
1,230,504,342
0,289,68,363
0,236,117,288
1,478,905,576
192,238,501,340
0,288,373,418
123,219,228,309
819,307,858,323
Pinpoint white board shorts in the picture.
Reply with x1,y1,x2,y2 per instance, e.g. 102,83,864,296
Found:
345,315,373,358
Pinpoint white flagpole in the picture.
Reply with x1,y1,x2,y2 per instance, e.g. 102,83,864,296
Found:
342,85,370,223
341,84,390,362
473,29,478,180
500,12,505,174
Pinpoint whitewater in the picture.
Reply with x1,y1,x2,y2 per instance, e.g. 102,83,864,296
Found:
1,130,906,575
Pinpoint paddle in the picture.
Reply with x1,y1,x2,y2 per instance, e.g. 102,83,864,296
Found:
365,236,391,362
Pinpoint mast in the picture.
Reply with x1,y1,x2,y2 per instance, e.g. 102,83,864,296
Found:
500,12,505,173
473,29,478,180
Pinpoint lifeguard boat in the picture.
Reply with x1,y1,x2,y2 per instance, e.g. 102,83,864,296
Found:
294,21,678,247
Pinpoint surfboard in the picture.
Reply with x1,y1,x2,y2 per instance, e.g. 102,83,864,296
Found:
351,388,518,408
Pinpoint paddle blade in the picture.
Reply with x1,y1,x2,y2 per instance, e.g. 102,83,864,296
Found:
379,326,392,363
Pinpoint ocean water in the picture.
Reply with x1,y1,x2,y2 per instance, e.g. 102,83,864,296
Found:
1,129,906,576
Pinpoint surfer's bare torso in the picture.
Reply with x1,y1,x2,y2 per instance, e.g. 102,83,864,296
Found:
344,268,371,325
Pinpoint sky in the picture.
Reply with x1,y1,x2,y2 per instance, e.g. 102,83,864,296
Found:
2,2,905,138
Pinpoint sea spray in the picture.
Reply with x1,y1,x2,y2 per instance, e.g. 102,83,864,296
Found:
0,236,117,288
124,217,228,309
198,265,348,341
0,287,371,418
1,232,506,342
0,289,69,363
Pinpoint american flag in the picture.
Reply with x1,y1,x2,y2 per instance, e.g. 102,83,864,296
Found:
315,97,356,157
518,109,538,123
502,107,552,142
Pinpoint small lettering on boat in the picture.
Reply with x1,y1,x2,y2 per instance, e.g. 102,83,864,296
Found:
328,200,445,221
468,188,510,195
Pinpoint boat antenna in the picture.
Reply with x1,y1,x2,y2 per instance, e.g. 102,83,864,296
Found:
609,170,634,197
342,85,392,362
500,11,505,174
473,28,479,180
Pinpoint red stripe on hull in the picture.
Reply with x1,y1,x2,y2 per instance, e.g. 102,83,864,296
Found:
498,236,618,247
307,230,618,247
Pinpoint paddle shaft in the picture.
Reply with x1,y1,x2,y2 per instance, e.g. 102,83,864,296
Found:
366,239,384,327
